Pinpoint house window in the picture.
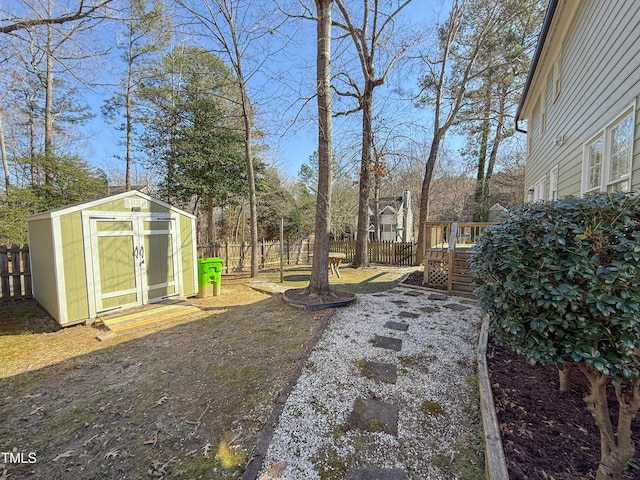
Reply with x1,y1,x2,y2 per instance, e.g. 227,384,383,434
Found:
534,176,545,201
553,52,561,101
549,165,558,200
608,114,634,191
582,105,635,194
585,136,604,193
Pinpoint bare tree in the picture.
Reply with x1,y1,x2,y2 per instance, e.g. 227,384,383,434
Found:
176,0,287,278
0,0,113,34
6,0,107,185
103,0,170,191
463,0,543,221
331,0,417,267
414,0,499,265
307,0,334,296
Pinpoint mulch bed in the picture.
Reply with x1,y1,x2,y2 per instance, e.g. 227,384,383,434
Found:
488,341,640,480
401,270,446,290
282,287,356,310
402,270,640,479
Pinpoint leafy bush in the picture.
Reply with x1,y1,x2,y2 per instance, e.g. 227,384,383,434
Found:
470,192,640,480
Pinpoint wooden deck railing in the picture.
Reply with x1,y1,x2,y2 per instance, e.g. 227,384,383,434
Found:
422,222,497,296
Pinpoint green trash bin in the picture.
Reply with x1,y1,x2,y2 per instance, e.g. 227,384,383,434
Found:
197,257,224,298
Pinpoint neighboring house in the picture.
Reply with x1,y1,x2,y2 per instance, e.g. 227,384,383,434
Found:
368,190,414,242
515,1,640,201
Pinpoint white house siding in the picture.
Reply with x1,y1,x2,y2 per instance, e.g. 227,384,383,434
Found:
522,1,640,199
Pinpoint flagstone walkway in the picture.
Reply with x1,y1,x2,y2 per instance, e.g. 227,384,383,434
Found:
256,287,481,480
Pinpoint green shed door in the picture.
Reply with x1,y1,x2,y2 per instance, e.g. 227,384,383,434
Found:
88,215,182,315
91,219,142,312
142,219,180,303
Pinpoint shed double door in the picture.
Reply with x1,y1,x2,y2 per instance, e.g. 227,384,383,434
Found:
88,215,181,314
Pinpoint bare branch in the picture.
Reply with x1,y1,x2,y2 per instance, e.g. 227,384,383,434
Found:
0,0,114,34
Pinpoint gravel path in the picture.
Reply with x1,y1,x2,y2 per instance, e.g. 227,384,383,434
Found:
257,287,484,480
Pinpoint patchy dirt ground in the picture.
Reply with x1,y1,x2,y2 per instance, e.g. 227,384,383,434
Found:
488,341,640,480
0,291,321,479
0,267,413,480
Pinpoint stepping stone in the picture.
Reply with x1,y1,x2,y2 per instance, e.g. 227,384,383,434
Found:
384,320,409,332
444,303,471,311
428,293,448,301
349,469,409,480
361,360,397,384
398,311,419,319
372,335,402,351
418,306,438,313
372,293,389,297
403,290,424,297
390,300,409,306
346,398,398,436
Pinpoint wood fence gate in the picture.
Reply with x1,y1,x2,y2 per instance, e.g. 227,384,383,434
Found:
0,245,32,301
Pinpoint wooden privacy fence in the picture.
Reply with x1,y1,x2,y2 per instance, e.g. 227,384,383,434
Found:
329,241,416,266
198,240,313,273
4,240,415,299
422,222,496,296
0,245,32,301
197,240,417,272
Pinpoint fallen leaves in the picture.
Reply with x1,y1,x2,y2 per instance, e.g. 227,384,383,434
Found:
143,430,161,446
28,405,44,416
103,449,119,460
201,442,212,459
147,457,176,478
52,450,74,462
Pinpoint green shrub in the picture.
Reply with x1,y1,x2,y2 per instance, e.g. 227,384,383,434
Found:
469,192,640,480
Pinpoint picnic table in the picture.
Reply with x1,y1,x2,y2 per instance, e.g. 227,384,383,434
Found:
328,252,346,278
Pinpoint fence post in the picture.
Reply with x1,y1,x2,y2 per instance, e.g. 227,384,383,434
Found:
22,245,32,298
0,245,9,298
11,245,22,299
225,242,230,273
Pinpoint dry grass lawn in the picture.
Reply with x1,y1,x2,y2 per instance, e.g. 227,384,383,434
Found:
0,265,413,480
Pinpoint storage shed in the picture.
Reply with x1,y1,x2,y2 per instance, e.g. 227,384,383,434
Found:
27,190,198,326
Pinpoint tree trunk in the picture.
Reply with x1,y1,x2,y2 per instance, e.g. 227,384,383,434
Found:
242,100,258,278
207,196,215,245
353,86,374,268
308,0,333,296
28,101,37,185
0,108,9,191
44,23,55,185
472,80,491,223
558,363,574,392
125,38,134,192
415,134,442,266
374,173,380,242
579,366,640,480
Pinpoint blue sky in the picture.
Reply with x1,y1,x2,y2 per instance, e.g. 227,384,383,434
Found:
80,1,448,184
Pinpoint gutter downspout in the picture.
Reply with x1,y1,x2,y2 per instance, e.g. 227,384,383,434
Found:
515,0,560,134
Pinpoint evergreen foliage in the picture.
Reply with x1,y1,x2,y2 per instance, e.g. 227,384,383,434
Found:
470,192,640,479
471,192,640,383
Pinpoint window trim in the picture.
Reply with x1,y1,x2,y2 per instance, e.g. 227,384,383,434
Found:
549,165,559,200
534,176,546,201
581,102,636,195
